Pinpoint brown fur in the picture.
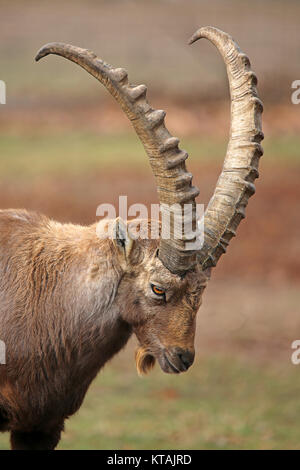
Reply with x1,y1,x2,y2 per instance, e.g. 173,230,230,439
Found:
135,347,156,376
0,210,207,449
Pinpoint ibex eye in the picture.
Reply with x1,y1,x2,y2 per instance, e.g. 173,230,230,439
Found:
151,284,165,296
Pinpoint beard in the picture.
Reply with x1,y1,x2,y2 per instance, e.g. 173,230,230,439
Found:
135,346,156,375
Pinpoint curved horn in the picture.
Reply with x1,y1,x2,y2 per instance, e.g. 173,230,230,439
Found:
189,27,264,270
35,43,199,276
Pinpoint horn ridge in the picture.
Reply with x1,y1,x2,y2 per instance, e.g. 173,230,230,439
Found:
35,42,200,275
189,27,263,270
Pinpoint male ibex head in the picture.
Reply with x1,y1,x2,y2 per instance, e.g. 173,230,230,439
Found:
0,27,263,449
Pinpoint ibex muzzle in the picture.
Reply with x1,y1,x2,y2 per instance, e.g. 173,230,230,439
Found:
0,27,263,449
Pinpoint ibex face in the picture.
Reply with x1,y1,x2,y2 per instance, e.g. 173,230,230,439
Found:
110,220,208,374
134,260,206,373
131,257,205,375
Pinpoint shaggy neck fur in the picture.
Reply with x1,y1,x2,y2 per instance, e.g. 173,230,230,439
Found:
0,209,132,432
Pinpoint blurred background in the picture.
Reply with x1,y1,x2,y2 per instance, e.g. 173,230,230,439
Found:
0,0,299,449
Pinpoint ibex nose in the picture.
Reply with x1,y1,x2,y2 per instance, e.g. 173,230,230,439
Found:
174,347,195,371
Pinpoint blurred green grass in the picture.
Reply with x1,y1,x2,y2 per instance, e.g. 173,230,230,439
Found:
0,132,299,180
0,352,299,450
58,353,300,450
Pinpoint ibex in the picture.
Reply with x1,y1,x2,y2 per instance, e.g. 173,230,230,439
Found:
0,27,263,449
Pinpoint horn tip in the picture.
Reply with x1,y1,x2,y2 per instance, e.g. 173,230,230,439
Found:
188,26,224,45
35,42,65,62
188,27,211,45
35,44,53,62
188,30,202,45
35,50,45,62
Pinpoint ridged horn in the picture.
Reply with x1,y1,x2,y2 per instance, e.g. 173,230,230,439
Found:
35,43,200,276
189,27,264,270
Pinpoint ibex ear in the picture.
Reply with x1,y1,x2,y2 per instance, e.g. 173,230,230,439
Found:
112,217,134,260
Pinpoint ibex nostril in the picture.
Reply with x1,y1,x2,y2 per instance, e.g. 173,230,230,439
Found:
177,350,195,370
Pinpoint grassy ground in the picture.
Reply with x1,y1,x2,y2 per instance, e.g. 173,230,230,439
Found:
1,350,299,450
0,133,222,179
55,355,300,450
0,132,299,179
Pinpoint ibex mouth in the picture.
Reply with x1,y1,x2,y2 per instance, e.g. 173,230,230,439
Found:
161,352,181,374
135,344,194,375
158,348,195,374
